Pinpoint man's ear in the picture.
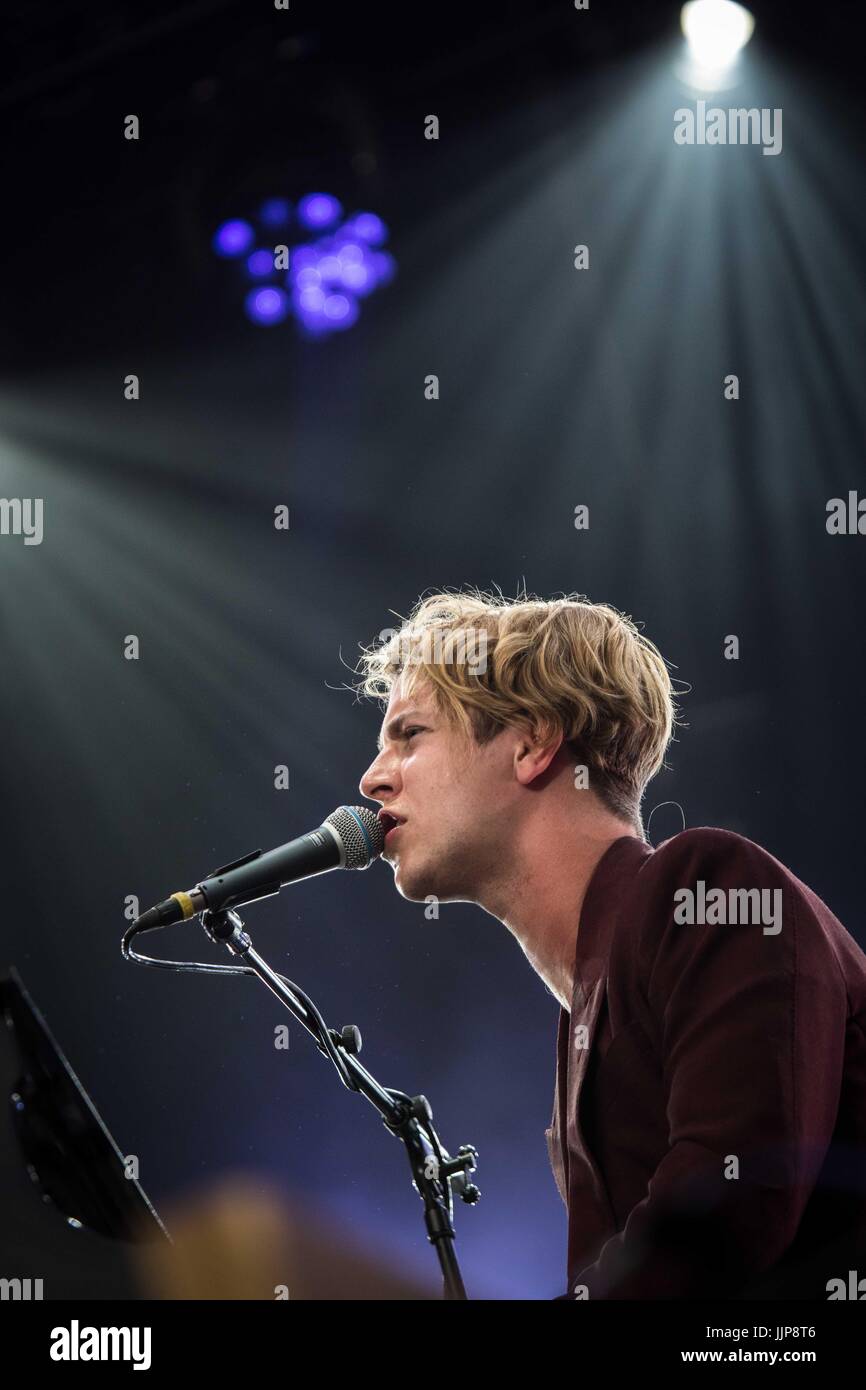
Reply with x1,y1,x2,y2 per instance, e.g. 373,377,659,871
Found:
513,726,564,786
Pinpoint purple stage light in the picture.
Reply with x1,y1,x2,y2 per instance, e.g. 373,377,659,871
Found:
311,235,337,258
316,254,343,283
296,284,326,312
214,200,392,335
213,219,255,257
291,245,318,269
352,212,388,245
324,294,350,320
259,197,291,226
246,249,276,278
291,285,359,336
244,285,290,325
294,288,330,332
339,260,371,292
323,294,360,330
295,266,322,288
323,291,358,326
298,192,343,229
370,250,396,285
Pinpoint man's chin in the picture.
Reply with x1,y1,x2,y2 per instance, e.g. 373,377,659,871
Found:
391,861,469,906
393,870,430,903
391,858,436,904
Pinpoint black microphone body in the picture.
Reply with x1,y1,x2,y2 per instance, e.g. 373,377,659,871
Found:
134,805,384,931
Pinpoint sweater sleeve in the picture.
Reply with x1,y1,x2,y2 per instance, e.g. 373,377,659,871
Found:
569,832,848,1299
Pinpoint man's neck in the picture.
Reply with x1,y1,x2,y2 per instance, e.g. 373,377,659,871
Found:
478,812,639,1011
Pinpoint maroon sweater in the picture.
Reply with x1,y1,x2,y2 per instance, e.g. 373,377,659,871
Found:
546,829,866,1299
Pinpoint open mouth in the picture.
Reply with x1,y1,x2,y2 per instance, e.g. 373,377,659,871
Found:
378,811,406,846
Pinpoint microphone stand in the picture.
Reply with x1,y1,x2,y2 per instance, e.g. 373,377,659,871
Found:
196,906,479,1300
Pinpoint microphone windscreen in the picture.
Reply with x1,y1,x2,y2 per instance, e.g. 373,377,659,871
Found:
324,805,385,868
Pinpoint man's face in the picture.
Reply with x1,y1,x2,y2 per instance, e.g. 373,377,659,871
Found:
358,675,517,904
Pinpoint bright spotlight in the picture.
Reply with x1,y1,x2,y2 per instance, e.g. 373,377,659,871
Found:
681,1,754,72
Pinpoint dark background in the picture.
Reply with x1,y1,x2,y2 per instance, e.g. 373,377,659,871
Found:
1,0,864,1297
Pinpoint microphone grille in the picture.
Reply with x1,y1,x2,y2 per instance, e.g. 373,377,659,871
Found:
324,805,385,869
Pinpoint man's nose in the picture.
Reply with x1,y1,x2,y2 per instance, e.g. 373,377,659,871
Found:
359,751,397,803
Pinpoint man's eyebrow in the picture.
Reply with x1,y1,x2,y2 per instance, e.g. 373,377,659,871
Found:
376,710,424,753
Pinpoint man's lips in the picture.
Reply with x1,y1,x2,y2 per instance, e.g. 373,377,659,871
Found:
378,811,407,849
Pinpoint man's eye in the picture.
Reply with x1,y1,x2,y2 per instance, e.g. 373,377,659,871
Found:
404,727,424,740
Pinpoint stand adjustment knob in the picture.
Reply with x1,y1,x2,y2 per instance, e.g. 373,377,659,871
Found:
340,1025,362,1055
410,1094,433,1124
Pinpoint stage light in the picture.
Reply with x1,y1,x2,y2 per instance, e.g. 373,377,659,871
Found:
244,286,289,325
681,1,754,72
214,196,394,335
258,197,291,226
290,246,319,270
298,192,343,229
295,266,323,289
296,285,326,313
340,262,372,293
369,250,396,286
317,254,343,283
350,212,388,245
246,249,276,278
213,219,255,257
323,293,358,328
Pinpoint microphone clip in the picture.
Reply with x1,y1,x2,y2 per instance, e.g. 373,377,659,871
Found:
207,848,263,877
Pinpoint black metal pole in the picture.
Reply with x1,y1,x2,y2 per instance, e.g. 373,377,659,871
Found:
199,906,478,1299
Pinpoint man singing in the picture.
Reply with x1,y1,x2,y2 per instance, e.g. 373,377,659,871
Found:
356,588,866,1299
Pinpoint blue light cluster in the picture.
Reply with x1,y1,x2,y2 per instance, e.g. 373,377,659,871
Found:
212,193,394,336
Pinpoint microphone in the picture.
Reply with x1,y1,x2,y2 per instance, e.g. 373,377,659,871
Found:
134,805,385,931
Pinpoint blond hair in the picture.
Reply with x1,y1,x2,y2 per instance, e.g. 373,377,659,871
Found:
355,588,679,829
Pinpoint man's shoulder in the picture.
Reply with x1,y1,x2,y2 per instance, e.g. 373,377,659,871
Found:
626,826,858,965
643,826,793,885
